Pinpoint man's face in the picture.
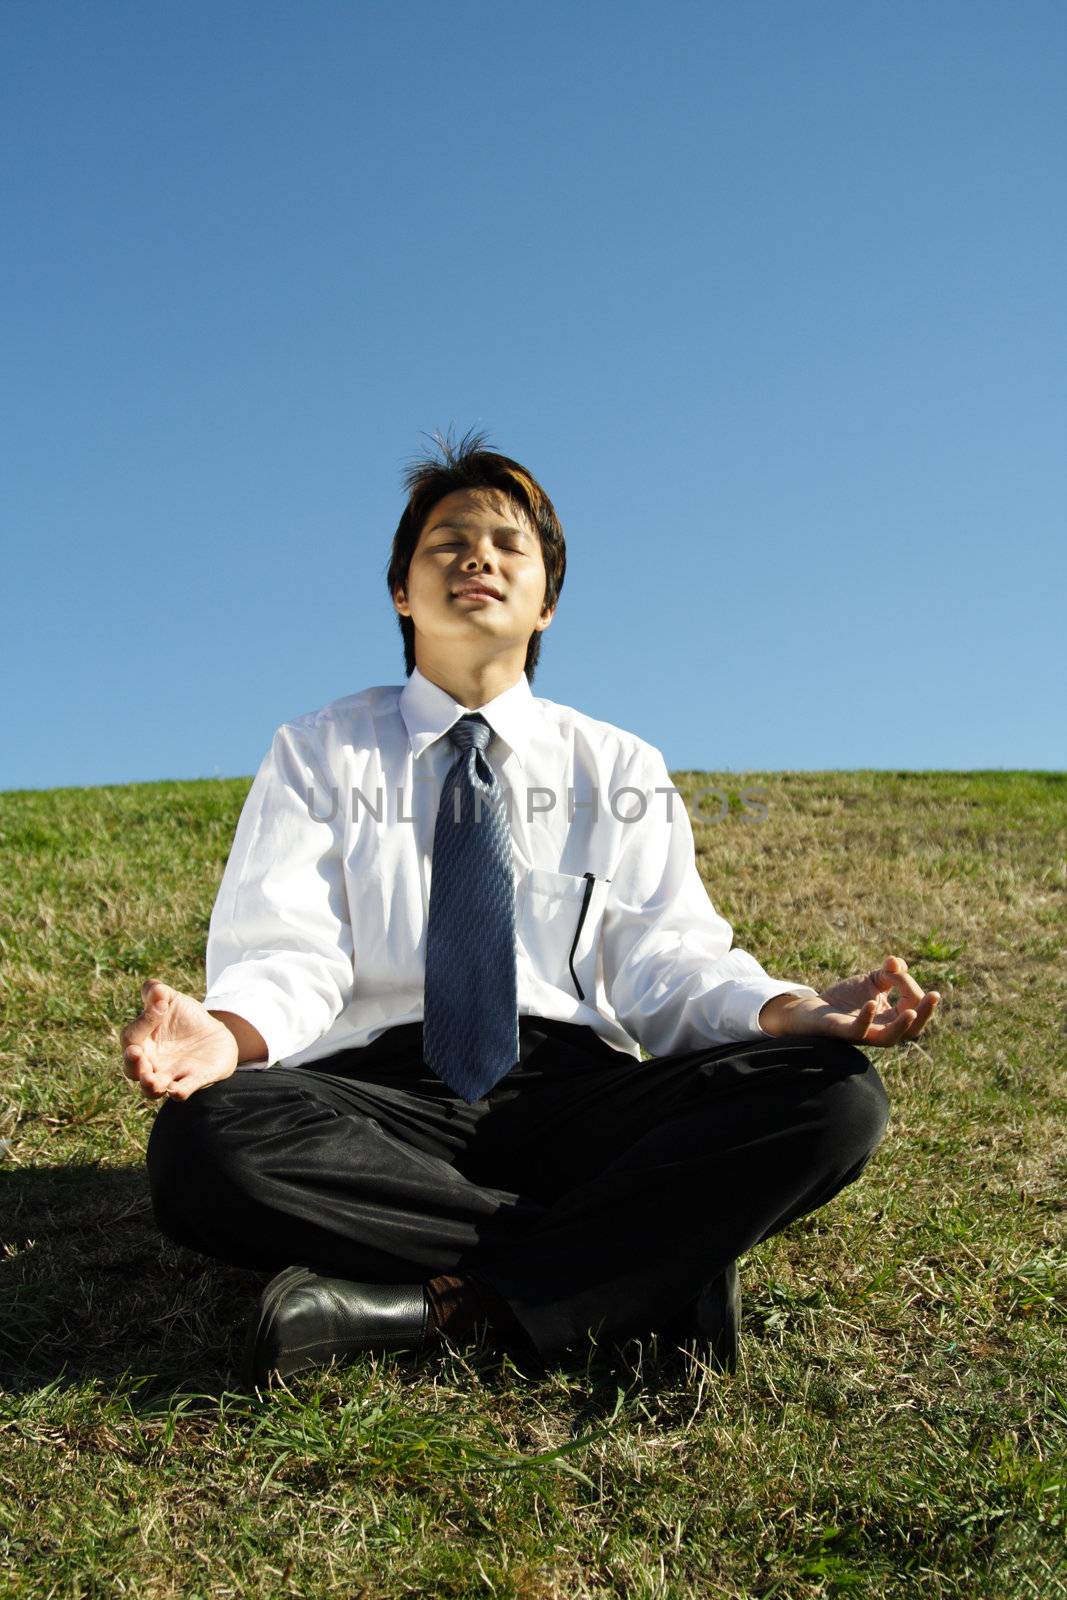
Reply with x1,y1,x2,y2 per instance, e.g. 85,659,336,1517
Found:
393,487,555,662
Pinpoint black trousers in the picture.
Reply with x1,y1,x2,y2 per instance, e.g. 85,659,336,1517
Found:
146,1018,889,1361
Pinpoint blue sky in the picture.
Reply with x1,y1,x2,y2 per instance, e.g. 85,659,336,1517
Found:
4,0,1064,790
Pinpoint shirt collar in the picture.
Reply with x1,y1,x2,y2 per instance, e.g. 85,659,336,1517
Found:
399,664,540,768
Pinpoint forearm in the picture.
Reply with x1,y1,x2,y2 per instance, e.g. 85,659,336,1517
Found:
208,1009,269,1065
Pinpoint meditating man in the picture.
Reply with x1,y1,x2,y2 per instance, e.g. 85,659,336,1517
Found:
120,429,939,1388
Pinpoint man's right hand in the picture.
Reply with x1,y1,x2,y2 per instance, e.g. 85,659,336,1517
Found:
120,980,240,1102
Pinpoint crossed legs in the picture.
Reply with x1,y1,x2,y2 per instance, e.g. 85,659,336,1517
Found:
146,1023,889,1363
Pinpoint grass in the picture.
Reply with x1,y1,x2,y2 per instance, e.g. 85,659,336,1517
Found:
0,769,1064,1598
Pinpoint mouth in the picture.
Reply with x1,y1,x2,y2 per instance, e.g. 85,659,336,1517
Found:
453,584,504,601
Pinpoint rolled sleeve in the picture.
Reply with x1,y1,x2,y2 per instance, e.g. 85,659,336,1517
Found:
601,748,817,1055
203,720,354,1067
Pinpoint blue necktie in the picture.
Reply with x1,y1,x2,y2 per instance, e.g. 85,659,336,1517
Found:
422,713,519,1102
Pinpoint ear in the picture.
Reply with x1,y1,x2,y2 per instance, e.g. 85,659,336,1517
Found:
393,585,410,617
534,602,556,633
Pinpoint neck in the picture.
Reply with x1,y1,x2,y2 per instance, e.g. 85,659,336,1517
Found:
414,648,527,710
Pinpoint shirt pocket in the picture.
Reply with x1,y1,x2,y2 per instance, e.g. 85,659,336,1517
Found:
515,867,610,1002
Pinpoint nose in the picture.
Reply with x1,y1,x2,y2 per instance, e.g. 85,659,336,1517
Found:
462,537,498,572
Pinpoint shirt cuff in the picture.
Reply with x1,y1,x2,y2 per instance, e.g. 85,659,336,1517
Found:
202,984,295,1069
720,978,821,1041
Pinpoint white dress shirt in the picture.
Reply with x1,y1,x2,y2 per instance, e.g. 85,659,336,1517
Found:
203,666,819,1069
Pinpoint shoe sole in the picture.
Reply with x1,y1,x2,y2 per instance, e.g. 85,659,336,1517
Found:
691,1261,740,1374
659,1263,740,1375
241,1265,317,1390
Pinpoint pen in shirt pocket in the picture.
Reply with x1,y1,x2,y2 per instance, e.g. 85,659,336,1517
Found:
569,872,610,1001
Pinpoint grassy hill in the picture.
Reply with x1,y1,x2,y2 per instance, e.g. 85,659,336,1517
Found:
0,771,1064,1598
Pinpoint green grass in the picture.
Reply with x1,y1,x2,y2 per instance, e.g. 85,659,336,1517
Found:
1,770,1064,1598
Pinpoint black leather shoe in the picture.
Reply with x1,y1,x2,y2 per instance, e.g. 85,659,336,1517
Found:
661,1261,740,1374
691,1259,740,1373
242,1265,433,1390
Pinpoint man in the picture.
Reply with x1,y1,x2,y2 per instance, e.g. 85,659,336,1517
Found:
121,429,939,1388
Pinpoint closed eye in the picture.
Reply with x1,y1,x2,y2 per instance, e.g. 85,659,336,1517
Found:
431,541,527,555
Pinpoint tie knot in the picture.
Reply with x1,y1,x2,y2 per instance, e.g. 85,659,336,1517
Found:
447,714,493,755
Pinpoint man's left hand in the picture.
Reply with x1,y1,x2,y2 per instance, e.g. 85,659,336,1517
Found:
758,955,941,1047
